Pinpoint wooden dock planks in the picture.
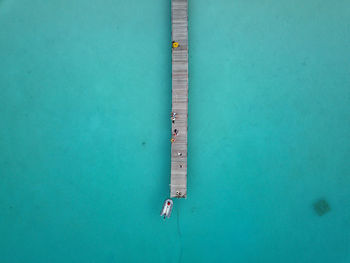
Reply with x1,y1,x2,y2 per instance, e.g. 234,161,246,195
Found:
170,0,188,198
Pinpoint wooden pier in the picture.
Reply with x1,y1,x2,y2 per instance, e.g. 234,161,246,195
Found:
170,0,188,198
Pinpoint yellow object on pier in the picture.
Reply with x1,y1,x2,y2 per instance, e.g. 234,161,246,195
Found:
172,42,179,48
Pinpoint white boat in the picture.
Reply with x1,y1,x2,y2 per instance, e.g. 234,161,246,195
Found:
160,199,173,219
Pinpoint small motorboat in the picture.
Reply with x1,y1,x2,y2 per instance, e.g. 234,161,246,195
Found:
160,199,173,219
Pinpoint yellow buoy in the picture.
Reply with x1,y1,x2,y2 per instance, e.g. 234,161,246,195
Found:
170,138,175,143
172,42,179,48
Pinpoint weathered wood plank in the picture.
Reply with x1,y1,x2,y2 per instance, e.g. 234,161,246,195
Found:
170,0,188,198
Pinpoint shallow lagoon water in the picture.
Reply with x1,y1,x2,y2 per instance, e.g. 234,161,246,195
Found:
0,0,349,262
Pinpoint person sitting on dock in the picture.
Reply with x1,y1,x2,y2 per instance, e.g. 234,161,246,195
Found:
170,112,177,123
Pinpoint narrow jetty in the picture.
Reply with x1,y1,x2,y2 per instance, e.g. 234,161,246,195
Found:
170,0,188,198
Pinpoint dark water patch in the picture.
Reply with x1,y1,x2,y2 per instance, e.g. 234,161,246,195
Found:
313,199,331,216
141,141,146,146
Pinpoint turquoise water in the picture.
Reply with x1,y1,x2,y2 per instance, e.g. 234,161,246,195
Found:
0,0,350,262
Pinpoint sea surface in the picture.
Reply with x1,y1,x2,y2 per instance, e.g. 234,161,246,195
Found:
0,0,349,262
